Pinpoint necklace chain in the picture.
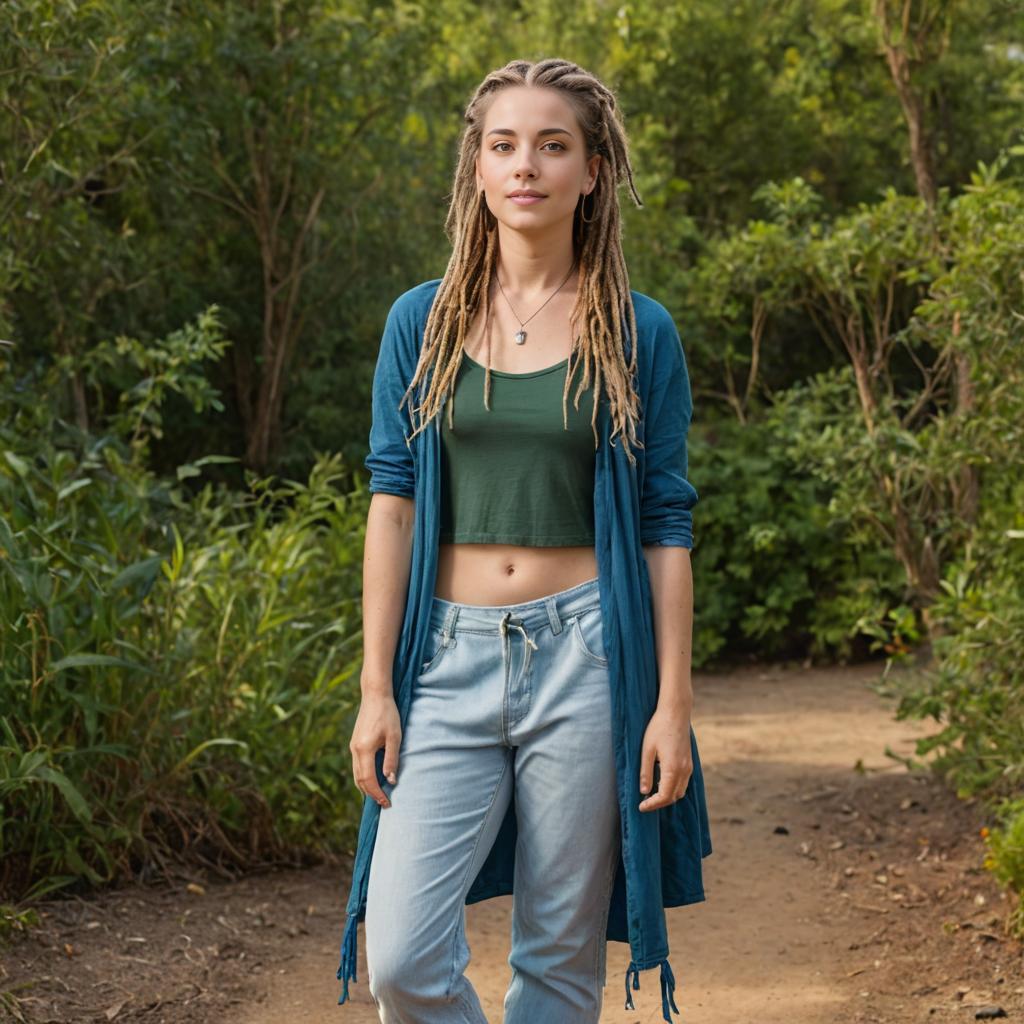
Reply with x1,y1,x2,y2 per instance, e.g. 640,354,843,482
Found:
495,258,578,345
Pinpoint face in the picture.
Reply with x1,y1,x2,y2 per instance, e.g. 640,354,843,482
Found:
475,85,601,238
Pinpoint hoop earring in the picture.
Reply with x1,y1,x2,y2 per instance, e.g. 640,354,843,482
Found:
580,190,598,224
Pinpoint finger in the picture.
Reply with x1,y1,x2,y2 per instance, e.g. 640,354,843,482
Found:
639,764,689,811
382,730,401,785
349,746,365,796
670,765,692,802
639,791,670,811
639,744,657,796
355,747,389,807
639,778,689,811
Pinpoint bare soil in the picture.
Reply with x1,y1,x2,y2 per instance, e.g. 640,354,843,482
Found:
3,661,1022,1024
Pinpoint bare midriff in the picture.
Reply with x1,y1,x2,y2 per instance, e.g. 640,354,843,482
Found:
435,544,598,605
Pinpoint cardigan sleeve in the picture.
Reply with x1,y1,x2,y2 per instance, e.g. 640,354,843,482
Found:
364,295,417,498
638,311,699,548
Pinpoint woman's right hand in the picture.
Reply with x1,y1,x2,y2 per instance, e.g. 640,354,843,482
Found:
349,691,402,809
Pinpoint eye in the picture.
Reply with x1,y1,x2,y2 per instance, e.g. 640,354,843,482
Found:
491,141,567,152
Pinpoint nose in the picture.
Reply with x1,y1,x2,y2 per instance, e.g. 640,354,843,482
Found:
513,151,539,180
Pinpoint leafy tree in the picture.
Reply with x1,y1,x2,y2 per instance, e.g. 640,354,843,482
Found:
138,0,433,470
0,0,156,431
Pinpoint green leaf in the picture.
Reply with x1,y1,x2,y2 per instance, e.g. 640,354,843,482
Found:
49,654,153,675
109,556,163,591
56,478,92,501
35,767,93,823
3,451,30,477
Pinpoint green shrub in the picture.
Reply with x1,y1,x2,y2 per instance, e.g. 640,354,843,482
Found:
984,799,1024,936
890,510,1024,804
691,412,904,667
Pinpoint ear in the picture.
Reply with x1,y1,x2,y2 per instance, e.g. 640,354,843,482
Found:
585,153,602,193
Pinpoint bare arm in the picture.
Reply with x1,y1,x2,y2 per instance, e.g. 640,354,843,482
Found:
642,544,694,720
349,492,415,810
636,544,695,812
360,493,415,694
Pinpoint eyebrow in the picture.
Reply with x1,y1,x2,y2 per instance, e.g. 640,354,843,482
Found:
486,127,573,138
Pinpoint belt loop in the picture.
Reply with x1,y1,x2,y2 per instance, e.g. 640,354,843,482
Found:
544,595,562,636
442,604,459,645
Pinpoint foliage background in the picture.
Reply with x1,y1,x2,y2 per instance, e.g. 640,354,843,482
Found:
2,0,1023,931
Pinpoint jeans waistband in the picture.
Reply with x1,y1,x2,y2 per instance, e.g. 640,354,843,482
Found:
427,575,600,636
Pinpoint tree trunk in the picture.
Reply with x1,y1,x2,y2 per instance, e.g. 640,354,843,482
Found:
873,0,940,208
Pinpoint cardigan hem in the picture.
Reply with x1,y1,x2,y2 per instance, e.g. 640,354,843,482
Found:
367,481,415,498
664,887,706,907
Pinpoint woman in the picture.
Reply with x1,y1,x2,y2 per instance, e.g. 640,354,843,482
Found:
337,57,712,1024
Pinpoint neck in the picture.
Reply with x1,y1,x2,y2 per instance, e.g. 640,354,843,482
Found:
493,227,578,296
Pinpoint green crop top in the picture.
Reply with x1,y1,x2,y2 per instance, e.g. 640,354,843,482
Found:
438,350,597,546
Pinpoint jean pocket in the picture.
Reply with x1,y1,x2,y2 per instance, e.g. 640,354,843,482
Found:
419,626,450,675
570,606,608,667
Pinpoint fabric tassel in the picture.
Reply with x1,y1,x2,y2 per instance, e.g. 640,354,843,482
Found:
336,911,359,1005
659,957,681,1021
623,961,641,1010
623,958,682,1021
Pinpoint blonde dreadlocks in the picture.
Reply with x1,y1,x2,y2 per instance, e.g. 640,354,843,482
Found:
402,57,645,463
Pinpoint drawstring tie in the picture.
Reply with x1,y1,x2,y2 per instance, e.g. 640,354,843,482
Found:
624,957,682,1021
499,611,538,683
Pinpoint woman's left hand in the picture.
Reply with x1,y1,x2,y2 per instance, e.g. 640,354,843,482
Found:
638,707,693,811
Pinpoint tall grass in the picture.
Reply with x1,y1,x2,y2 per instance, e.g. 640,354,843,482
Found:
1,317,369,902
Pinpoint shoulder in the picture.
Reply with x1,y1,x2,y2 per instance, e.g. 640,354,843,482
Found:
628,289,685,387
390,278,443,325
378,278,443,370
629,289,674,333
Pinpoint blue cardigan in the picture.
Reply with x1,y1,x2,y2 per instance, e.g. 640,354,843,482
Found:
337,278,712,1022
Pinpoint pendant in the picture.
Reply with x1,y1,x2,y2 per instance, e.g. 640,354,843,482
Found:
514,329,527,345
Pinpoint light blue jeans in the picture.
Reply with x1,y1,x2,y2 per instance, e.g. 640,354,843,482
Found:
364,574,621,1023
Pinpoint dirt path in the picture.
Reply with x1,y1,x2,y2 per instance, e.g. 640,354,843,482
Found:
234,661,1024,1024
5,662,1023,1024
